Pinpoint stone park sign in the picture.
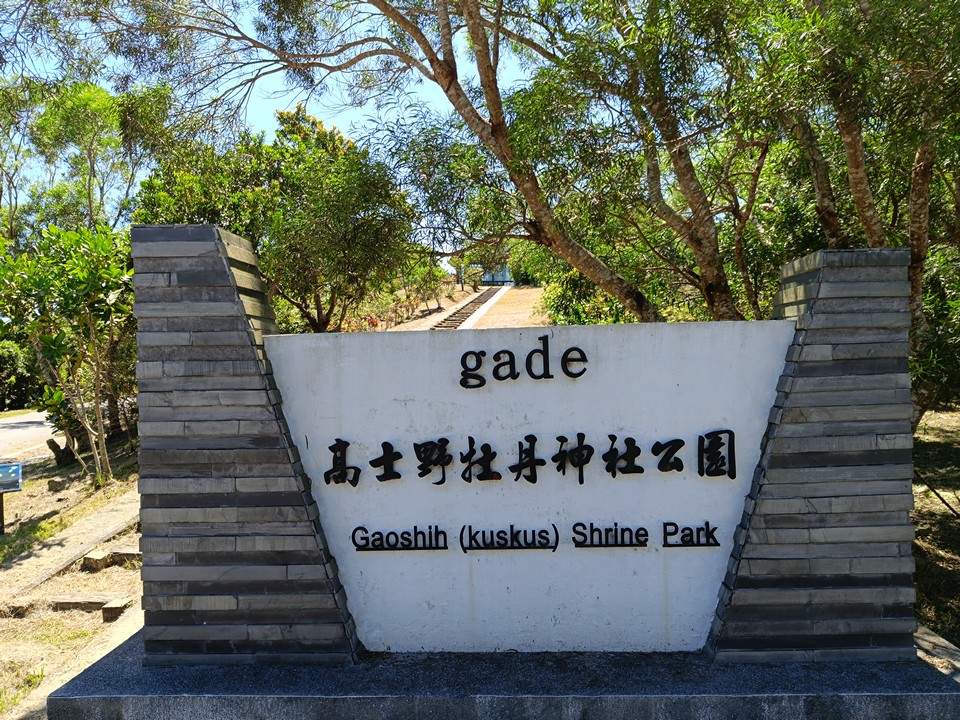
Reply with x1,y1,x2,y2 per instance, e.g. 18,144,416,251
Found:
128,226,916,665
51,225,960,720
265,324,794,651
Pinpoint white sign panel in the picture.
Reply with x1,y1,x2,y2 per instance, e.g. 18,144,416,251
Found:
265,322,795,652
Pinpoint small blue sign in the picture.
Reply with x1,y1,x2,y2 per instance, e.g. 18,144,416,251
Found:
0,464,22,493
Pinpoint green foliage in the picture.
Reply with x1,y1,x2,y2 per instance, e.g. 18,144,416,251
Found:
0,225,134,480
912,412,960,647
0,78,173,246
263,106,413,331
0,340,39,410
913,245,960,411
136,105,414,332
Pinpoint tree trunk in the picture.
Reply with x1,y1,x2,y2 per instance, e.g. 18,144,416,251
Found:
430,39,664,323
781,112,849,248
908,141,935,326
831,94,886,247
646,99,742,321
518,178,664,322
908,140,936,431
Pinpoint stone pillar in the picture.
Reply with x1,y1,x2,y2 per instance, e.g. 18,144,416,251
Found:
133,225,359,665
710,249,916,661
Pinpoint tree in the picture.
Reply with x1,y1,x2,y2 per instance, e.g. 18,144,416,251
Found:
0,76,50,247
735,0,960,424
0,225,135,481
6,0,664,320
6,0,959,416
0,78,174,248
135,106,414,332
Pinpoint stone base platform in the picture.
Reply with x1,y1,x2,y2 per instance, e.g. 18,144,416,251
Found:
49,632,960,720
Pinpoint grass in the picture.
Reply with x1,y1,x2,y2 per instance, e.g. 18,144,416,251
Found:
913,410,960,648
0,661,44,714
31,616,92,648
0,407,37,420
0,513,69,566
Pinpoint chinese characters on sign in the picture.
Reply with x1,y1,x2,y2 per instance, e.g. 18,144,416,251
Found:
322,430,736,487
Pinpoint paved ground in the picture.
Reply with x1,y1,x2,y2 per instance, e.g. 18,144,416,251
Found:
0,412,60,464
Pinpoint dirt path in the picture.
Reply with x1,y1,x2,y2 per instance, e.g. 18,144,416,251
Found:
391,286,549,332
468,286,549,329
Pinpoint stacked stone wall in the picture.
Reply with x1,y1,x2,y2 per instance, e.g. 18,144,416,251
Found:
710,249,915,661
133,225,359,665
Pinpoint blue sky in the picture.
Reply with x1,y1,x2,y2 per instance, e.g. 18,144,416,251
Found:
238,68,456,140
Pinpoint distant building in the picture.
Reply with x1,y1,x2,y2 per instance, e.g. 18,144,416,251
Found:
481,266,512,286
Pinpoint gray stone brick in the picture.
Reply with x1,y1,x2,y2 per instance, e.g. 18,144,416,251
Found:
756,494,913,515
224,244,259,269
139,376,267,392
139,405,278,422
747,525,914,545
138,316,249,333
133,301,241,318
140,536,237,553
141,565,289,583
817,249,910,267
807,297,907,314
139,435,287,451
143,390,271,408
139,344,260,362
132,272,171,288
750,510,908,530
745,556,915,576
137,286,239,303
720,616,916,639
136,361,165,379
776,419,910,438
133,240,220,258
800,326,908,344
140,522,316,538
161,360,262,377
180,420,243,435
812,646,916,661
771,433,911,454
798,311,911,329
780,404,912,423
235,536,319,553
713,648,815,663
132,224,219,243
142,595,239,612
173,269,233,287
741,541,913,560
133,256,229,274
239,296,275,320
782,388,911,407
729,586,915,607
820,265,909,282
793,357,908,377
190,331,253,346
137,421,186,437
796,342,910,362
235,476,301,493
767,447,911,469
231,268,263,292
